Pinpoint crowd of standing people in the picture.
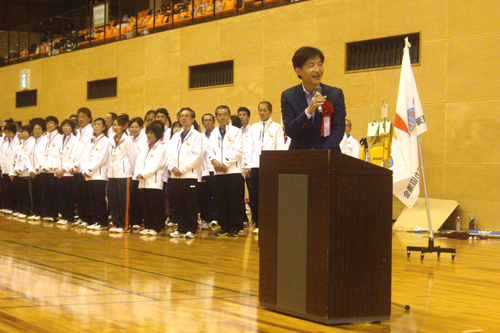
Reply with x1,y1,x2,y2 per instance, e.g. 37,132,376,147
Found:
0,102,289,239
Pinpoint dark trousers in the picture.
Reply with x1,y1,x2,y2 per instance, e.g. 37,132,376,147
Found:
213,173,244,232
40,172,58,219
129,179,143,227
168,178,199,234
14,177,30,215
56,177,75,222
140,188,165,232
107,178,131,230
74,173,91,222
198,173,216,222
87,180,108,226
247,167,260,227
29,175,42,216
243,177,250,223
1,174,15,211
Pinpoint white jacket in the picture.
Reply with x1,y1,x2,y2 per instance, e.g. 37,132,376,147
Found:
41,130,62,173
71,123,93,172
207,123,243,175
11,136,34,177
131,133,148,181
52,134,78,177
108,134,139,178
167,125,204,180
340,133,361,159
243,119,285,169
1,135,19,175
201,130,215,177
134,140,167,190
25,136,44,174
81,134,111,181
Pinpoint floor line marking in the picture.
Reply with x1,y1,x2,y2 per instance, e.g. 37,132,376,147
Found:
5,240,258,297
0,255,161,302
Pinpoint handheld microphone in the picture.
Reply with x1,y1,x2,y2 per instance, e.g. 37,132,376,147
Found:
314,85,323,114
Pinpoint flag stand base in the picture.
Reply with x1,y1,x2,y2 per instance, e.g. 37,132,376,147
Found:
405,135,456,261
406,236,456,260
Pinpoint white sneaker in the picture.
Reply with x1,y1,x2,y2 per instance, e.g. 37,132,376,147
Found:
95,225,109,230
132,224,141,229
148,230,158,235
57,220,68,225
185,231,195,239
13,212,20,217
109,227,118,232
34,216,41,221
80,221,88,228
169,230,184,238
139,229,150,235
200,221,209,230
27,215,36,220
115,228,124,233
87,223,99,229
18,214,27,219
252,228,259,235
166,222,177,227
209,220,219,227
5,210,13,215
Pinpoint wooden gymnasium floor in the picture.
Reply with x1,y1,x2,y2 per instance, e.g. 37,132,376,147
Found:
0,214,499,333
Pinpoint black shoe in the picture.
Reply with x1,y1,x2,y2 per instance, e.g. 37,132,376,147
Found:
228,229,239,237
216,228,229,236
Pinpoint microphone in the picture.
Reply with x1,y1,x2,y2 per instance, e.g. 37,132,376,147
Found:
314,85,323,114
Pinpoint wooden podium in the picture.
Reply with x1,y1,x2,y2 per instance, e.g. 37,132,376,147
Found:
258,150,392,325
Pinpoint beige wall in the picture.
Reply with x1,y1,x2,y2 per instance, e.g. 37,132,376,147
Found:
1,0,499,230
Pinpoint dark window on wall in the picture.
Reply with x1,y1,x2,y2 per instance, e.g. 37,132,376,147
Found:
346,33,420,72
189,61,234,89
16,90,37,107
87,78,118,100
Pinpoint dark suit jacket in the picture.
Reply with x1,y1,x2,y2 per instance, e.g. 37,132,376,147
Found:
281,83,346,151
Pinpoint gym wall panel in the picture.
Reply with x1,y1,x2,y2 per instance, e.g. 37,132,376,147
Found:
448,0,500,40
314,1,345,58
417,103,446,166
375,0,447,42
447,35,500,102
445,100,500,166
145,32,181,80
219,17,264,69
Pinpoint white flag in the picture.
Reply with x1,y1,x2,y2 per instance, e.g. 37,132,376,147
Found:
390,38,427,208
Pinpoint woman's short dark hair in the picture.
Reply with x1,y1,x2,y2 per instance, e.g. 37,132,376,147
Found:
5,123,17,134
156,108,169,117
130,117,144,128
259,101,273,112
146,123,164,141
31,118,47,132
20,125,32,134
61,119,77,135
114,115,128,128
93,117,108,137
45,116,59,125
118,113,130,124
170,121,182,139
237,107,250,117
230,115,242,128
77,107,92,121
144,110,156,120
292,46,325,76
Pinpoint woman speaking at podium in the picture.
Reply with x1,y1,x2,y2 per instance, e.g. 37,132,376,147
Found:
281,46,346,151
